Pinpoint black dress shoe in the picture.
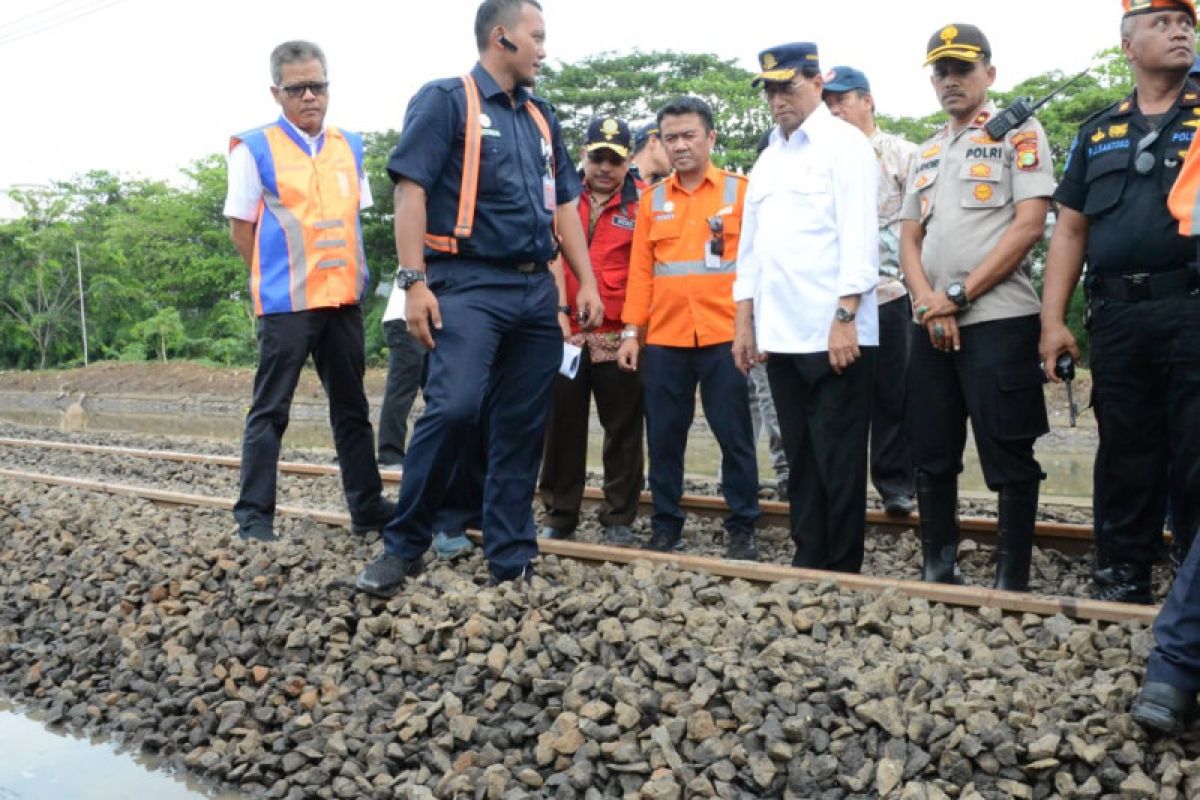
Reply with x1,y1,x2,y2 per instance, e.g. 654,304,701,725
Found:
351,500,398,534
1092,562,1153,605
883,495,916,517
1132,682,1197,735
355,554,423,598
238,525,277,542
644,529,684,553
488,565,535,587
726,530,759,561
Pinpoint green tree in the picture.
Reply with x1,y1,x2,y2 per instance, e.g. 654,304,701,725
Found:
538,51,771,171
131,307,186,362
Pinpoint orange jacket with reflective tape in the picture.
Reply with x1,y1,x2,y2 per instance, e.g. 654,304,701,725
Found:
1170,128,1200,236
622,164,747,347
232,120,368,316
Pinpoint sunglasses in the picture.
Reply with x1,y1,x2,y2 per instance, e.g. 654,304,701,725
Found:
587,150,626,166
279,81,329,99
1134,129,1160,175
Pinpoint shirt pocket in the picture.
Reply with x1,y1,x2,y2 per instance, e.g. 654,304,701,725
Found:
478,139,513,199
1082,153,1130,217
908,168,939,223
959,159,1009,209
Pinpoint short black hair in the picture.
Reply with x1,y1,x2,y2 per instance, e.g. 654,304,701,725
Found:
799,64,821,80
474,0,542,51
657,96,715,133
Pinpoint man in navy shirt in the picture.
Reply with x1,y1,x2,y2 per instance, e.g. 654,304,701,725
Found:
357,0,603,595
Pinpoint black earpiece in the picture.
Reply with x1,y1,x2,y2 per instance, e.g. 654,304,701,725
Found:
498,34,518,53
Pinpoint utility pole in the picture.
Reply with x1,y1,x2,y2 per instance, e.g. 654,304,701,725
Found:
75,241,88,366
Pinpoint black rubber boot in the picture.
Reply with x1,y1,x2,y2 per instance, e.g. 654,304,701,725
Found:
995,481,1039,592
916,471,962,584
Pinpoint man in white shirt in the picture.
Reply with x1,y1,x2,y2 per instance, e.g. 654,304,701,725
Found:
733,42,880,573
824,66,919,518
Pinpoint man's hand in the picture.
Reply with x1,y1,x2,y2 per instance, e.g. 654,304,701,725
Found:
574,282,604,329
1039,321,1081,382
925,314,961,353
829,319,861,374
913,290,958,323
406,283,442,349
733,302,763,375
616,337,640,372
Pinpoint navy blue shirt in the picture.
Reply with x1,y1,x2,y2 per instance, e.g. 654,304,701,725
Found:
387,62,581,264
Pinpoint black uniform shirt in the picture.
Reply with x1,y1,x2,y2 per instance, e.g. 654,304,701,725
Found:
1054,83,1200,276
386,62,581,264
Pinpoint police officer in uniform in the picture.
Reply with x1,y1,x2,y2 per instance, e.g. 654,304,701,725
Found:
1042,0,1200,607
900,23,1055,592
356,0,603,595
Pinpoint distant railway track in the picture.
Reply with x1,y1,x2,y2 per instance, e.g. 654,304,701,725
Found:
0,464,1156,625
0,436,1096,551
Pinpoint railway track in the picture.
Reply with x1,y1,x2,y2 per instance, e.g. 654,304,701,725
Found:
0,436,1096,551
0,446,1156,625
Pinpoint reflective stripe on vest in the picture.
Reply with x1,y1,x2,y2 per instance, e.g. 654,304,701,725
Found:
651,174,739,277
425,74,554,254
234,122,367,315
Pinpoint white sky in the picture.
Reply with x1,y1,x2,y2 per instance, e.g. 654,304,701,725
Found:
2,0,1121,194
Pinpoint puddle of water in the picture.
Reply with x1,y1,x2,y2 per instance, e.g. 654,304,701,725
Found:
0,405,1096,499
0,706,241,800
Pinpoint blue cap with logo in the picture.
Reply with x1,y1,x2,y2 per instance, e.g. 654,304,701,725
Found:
823,66,871,94
752,42,820,87
633,121,660,151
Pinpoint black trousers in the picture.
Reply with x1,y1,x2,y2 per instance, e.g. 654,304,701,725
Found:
871,296,915,500
377,320,428,466
235,306,384,529
539,346,644,530
1090,291,1200,567
767,347,875,573
906,314,1047,490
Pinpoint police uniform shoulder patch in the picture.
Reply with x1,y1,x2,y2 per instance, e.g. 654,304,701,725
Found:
1013,130,1040,171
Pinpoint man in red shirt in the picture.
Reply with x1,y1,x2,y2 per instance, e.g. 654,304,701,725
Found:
540,117,646,545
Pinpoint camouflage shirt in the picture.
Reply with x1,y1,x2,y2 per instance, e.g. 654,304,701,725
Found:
870,127,918,294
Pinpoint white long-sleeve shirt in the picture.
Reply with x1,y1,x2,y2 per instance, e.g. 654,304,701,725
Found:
733,103,880,354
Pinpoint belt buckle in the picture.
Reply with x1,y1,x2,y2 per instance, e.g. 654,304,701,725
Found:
1125,272,1151,301
516,261,536,273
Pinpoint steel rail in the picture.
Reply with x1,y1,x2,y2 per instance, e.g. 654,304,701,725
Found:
0,466,1156,625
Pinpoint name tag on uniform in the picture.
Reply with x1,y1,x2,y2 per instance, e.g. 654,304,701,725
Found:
704,249,722,270
611,215,635,230
543,176,556,212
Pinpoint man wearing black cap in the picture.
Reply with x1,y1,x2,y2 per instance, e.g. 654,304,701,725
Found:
733,42,880,574
1043,0,1199,613
630,122,671,185
824,65,919,518
539,117,646,546
900,23,1054,592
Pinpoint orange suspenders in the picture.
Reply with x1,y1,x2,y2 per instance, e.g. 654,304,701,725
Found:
425,73,554,255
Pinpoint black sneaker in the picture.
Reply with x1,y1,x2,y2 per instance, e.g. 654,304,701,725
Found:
1092,563,1153,605
351,500,398,534
1132,682,1197,735
644,530,684,553
883,495,916,517
355,554,423,598
726,530,759,561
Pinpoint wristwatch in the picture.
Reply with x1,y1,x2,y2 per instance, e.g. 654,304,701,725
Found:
619,329,639,341
395,268,427,290
557,305,571,316
834,306,856,323
946,281,970,311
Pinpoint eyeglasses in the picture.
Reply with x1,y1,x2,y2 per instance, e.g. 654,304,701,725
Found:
279,81,329,99
587,150,625,166
1134,129,1160,175
762,79,810,99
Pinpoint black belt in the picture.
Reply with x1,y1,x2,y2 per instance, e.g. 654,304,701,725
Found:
429,257,549,274
1087,268,1196,302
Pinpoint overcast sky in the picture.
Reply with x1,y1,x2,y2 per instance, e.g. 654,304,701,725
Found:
2,0,1122,196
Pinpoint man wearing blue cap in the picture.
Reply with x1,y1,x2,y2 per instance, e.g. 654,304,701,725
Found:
824,65,919,519
733,42,880,573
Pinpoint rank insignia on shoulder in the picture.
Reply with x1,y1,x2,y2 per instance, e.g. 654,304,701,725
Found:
1118,99,1133,113
970,163,992,178
1091,129,1106,144
973,184,994,202
973,111,990,127
922,144,941,159
1108,123,1128,138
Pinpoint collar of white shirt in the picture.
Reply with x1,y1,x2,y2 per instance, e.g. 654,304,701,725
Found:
279,115,327,157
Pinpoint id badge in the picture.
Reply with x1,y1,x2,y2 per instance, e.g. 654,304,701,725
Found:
543,176,556,212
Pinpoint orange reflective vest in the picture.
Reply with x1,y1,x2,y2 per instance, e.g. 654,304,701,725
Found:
232,120,368,316
1170,128,1200,236
425,73,553,255
622,165,747,347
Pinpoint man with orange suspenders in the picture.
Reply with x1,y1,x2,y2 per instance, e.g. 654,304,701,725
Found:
356,0,603,595
225,40,393,542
